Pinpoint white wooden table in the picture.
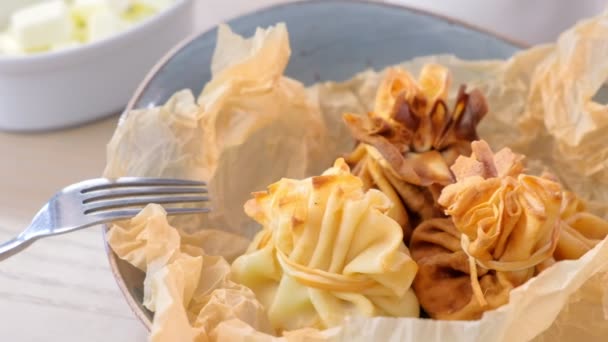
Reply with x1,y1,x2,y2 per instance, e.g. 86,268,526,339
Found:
0,1,600,340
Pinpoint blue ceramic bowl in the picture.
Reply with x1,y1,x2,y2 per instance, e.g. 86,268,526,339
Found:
105,0,522,330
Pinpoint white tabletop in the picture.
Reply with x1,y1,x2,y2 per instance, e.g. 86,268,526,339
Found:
0,1,602,341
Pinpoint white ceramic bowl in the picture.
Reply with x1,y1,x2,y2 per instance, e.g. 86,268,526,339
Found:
0,0,195,132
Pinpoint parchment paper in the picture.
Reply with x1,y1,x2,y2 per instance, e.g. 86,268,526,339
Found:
105,10,608,342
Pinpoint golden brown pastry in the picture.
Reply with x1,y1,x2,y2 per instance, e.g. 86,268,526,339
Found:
554,190,608,260
343,65,488,240
410,218,514,320
438,141,563,278
231,159,419,332
411,140,608,320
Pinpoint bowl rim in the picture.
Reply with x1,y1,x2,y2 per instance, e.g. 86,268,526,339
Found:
0,0,193,67
103,0,529,331
104,225,153,331
124,0,529,115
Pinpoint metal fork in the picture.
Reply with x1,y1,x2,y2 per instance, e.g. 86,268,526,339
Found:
0,178,209,261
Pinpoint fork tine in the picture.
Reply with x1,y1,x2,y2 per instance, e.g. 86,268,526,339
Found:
92,207,211,222
81,178,206,194
84,195,209,214
83,186,208,204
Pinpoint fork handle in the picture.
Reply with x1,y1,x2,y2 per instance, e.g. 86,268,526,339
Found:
0,236,35,262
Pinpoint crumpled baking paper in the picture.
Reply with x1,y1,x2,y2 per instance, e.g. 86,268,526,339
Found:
105,23,335,239
106,204,272,342
105,10,608,342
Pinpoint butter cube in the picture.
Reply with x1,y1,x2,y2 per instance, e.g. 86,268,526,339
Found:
74,0,107,8
72,0,108,21
135,0,173,11
0,32,24,55
73,0,131,19
107,0,132,13
88,6,126,42
51,40,82,52
10,0,73,50
123,3,156,23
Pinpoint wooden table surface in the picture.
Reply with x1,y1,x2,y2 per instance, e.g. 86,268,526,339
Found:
0,0,590,340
